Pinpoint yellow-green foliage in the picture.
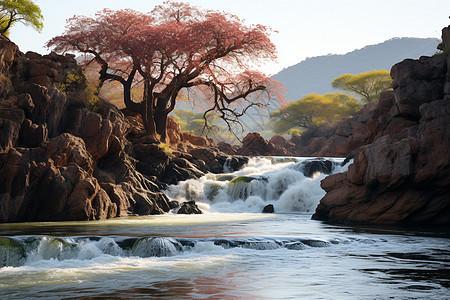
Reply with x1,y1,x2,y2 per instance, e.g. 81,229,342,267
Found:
158,142,172,154
172,109,220,136
61,69,100,111
332,70,392,104
270,92,361,134
0,0,43,35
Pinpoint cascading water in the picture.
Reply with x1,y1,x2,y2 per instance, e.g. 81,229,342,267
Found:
1,157,448,299
165,157,348,213
0,235,345,268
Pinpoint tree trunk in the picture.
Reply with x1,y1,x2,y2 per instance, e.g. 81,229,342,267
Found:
143,109,157,137
155,97,168,142
123,80,157,137
142,81,157,137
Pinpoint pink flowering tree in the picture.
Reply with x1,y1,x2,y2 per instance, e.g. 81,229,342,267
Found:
47,1,284,141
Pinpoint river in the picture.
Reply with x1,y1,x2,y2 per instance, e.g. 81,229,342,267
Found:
1,157,448,299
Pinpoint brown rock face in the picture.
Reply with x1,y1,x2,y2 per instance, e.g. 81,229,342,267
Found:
238,132,288,156
0,142,116,222
0,37,175,222
313,35,450,226
286,103,377,157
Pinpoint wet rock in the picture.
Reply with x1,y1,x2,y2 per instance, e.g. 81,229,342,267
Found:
262,204,275,213
223,156,249,172
162,158,204,185
293,158,335,178
178,201,203,214
169,200,181,210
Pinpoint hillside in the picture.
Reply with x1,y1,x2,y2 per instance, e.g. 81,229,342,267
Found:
275,37,440,100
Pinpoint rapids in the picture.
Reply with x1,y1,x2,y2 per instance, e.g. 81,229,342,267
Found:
0,157,448,299
165,157,347,214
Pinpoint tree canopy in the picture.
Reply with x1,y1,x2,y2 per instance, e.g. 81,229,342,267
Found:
47,2,284,141
331,70,392,104
172,109,220,136
270,92,361,135
0,0,43,36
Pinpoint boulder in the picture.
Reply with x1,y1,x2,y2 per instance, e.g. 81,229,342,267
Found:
181,132,213,147
178,201,203,214
216,141,238,155
294,158,335,178
262,204,274,213
238,132,288,156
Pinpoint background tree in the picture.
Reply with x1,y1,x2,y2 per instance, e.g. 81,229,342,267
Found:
0,0,43,37
47,2,283,142
172,109,221,136
331,70,392,104
270,92,361,135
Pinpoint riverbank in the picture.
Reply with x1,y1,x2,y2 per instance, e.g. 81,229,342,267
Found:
312,26,450,226
0,35,247,222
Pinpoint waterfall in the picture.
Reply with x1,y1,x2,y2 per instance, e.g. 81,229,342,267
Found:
165,157,348,213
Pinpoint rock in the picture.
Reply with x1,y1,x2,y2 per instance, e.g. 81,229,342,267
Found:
42,133,94,174
166,116,182,145
223,156,249,172
162,158,204,185
95,136,171,216
188,147,221,172
313,42,450,226
269,135,296,152
0,147,116,222
294,158,335,178
18,119,48,147
216,141,238,155
238,132,288,156
262,204,274,213
178,201,203,214
169,200,181,210
181,132,213,147
97,101,130,137
64,108,113,160
437,25,450,51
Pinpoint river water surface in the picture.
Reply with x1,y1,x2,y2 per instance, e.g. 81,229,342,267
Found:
0,158,448,299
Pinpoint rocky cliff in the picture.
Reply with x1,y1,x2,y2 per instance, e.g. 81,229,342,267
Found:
0,36,245,222
312,26,450,226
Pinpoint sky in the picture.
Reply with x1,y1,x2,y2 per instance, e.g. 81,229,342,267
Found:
9,0,450,75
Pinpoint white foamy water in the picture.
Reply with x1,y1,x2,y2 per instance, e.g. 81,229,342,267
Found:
0,157,448,299
165,157,347,214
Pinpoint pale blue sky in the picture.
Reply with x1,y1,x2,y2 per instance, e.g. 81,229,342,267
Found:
9,0,450,74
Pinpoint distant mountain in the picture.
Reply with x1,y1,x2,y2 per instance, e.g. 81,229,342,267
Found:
275,37,440,100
